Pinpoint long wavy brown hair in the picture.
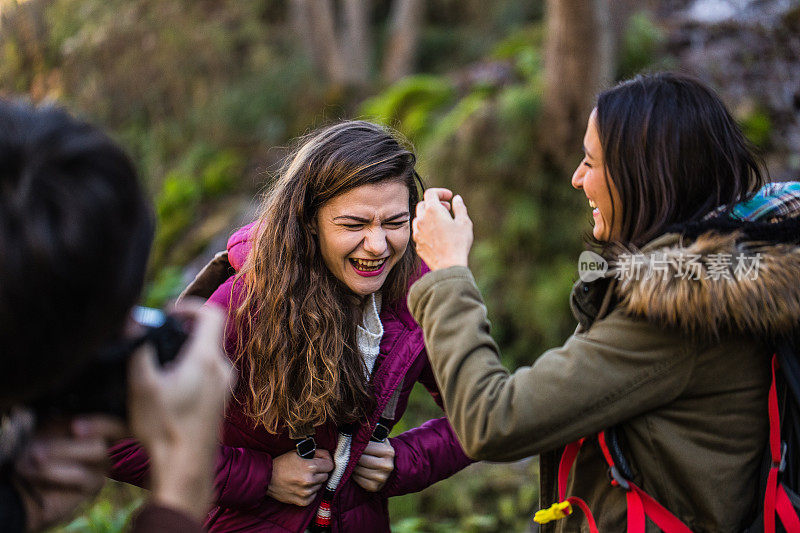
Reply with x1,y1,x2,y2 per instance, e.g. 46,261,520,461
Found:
233,121,421,435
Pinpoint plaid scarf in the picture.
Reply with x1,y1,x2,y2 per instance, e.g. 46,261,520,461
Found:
709,181,800,222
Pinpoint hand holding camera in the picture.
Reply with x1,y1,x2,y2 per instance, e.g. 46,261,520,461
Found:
127,301,234,520
11,301,233,529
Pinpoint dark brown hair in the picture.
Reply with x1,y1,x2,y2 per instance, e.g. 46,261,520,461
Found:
595,72,765,247
0,101,153,407
233,120,420,435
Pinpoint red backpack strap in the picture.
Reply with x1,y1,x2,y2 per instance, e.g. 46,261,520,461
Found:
764,353,800,533
558,438,585,498
597,431,694,533
538,433,693,533
535,438,600,533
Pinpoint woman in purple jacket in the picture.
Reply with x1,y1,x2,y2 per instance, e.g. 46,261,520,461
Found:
110,121,471,532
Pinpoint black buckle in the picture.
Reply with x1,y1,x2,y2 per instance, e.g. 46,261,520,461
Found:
295,436,316,459
371,422,390,442
778,441,787,472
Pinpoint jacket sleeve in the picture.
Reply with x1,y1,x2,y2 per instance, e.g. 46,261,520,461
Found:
379,354,474,497
130,504,204,533
407,266,697,462
108,439,273,510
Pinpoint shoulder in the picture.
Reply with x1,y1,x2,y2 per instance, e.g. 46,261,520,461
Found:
206,275,239,312
227,221,258,270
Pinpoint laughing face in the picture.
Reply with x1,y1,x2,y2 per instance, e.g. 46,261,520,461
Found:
314,180,411,298
571,108,621,241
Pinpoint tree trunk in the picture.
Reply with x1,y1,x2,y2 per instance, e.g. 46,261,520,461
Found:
541,0,614,174
341,0,371,85
289,0,348,85
381,0,422,83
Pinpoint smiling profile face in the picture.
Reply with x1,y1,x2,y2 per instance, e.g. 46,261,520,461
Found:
571,108,621,241
314,180,411,298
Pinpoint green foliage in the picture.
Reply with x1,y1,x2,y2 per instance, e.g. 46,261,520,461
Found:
143,265,185,308
739,108,773,149
56,482,144,533
491,26,544,80
202,149,245,198
150,145,245,270
618,11,668,79
361,75,456,140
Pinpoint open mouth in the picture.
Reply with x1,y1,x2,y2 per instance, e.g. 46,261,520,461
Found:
588,198,599,216
349,257,387,273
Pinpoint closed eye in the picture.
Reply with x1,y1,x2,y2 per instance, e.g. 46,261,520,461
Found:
384,220,409,228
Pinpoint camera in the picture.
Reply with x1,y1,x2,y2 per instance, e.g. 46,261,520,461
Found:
31,307,188,420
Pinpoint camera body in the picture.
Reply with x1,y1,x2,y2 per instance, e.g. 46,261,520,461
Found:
31,307,188,420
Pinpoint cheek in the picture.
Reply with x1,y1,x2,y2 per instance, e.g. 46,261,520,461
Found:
320,232,357,264
389,228,411,258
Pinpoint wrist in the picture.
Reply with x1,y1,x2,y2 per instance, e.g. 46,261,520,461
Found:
151,466,212,522
148,442,215,521
430,257,468,271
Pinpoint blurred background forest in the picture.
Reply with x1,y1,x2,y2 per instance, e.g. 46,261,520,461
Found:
1,0,799,531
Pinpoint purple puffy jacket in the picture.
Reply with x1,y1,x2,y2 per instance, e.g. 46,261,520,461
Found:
109,223,472,532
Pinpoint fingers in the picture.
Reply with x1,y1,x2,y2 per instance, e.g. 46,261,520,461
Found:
166,297,205,320
16,438,110,491
312,449,334,472
178,305,227,363
423,187,453,207
415,200,426,219
309,471,330,485
17,462,106,493
128,343,160,389
451,194,471,224
71,415,127,442
361,441,394,457
352,472,383,493
28,439,109,467
353,464,389,482
355,454,392,471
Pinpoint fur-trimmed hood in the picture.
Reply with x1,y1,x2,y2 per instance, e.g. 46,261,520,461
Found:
611,230,800,339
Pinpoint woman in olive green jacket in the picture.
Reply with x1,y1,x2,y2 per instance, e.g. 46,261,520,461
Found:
409,72,799,532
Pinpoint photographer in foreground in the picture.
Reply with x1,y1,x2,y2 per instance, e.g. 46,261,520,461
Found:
0,101,234,531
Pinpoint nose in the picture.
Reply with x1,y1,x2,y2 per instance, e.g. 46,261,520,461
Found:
362,228,388,256
571,161,585,190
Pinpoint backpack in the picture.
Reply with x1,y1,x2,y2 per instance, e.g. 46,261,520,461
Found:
534,205,800,532
534,342,800,533
743,340,800,532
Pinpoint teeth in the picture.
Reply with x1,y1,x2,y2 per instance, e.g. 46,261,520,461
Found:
589,199,596,208
351,258,386,268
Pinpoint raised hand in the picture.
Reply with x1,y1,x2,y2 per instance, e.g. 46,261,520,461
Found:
412,188,473,271
127,300,234,521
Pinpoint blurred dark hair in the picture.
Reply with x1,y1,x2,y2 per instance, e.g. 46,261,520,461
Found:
0,101,154,408
595,72,765,247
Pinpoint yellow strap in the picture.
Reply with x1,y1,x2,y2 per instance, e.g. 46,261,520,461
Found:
533,501,573,524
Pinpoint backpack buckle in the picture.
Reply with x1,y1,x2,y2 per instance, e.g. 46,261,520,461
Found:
371,422,390,442
608,465,630,490
295,436,317,459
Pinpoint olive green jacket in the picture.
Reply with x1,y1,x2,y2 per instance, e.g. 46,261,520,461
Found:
408,231,800,532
